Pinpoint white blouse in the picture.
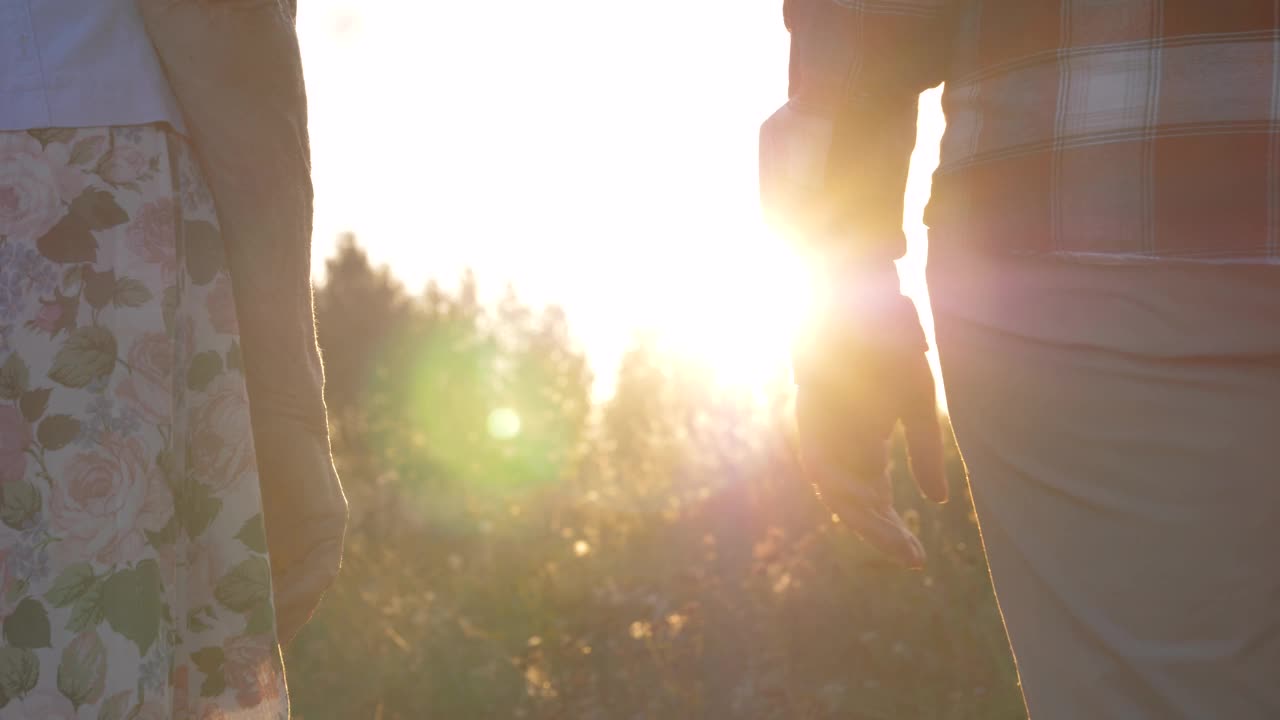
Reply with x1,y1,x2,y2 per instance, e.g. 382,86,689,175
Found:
0,0,184,132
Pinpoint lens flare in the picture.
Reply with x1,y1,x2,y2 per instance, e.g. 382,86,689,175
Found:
487,407,521,440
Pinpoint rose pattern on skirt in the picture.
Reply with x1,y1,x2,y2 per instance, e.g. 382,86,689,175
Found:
0,134,65,241
0,126,287,719
49,434,173,567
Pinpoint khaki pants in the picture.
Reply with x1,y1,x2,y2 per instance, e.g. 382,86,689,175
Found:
929,253,1280,720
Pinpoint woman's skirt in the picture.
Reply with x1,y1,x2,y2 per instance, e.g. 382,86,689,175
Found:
0,125,287,719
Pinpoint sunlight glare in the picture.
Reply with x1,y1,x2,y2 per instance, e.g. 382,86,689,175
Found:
487,407,522,440
656,221,809,392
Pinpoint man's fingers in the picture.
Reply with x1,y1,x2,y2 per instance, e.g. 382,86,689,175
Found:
829,491,926,568
799,429,926,568
903,408,947,503
900,355,948,504
793,362,939,567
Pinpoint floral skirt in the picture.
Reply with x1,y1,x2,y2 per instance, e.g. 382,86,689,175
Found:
0,126,287,718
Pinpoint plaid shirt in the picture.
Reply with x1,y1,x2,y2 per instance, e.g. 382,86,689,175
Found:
782,0,1280,260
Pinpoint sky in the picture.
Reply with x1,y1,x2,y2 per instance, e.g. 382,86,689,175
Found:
295,0,946,397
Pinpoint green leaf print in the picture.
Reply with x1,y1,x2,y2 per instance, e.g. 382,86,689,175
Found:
57,630,107,709
68,189,129,231
184,220,225,286
48,326,117,389
214,556,271,614
175,469,223,539
101,560,163,656
187,350,224,392
37,216,98,265
27,128,77,148
96,691,132,720
246,600,275,637
67,585,105,634
83,266,117,310
0,481,41,531
145,514,180,548
162,286,178,335
112,277,153,308
0,647,39,699
192,646,227,697
2,599,51,649
0,354,29,400
235,515,268,554
19,387,52,423
37,414,82,451
68,136,104,167
45,563,97,608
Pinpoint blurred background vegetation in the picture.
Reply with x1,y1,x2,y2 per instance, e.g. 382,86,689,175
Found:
283,236,1025,720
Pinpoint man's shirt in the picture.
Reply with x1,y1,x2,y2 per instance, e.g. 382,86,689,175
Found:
783,0,1280,260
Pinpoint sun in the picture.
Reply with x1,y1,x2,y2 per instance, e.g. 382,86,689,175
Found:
621,215,939,399
626,217,942,409
644,88,946,400
651,221,810,393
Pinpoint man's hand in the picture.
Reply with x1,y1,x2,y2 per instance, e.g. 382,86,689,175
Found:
761,96,947,567
793,282,947,568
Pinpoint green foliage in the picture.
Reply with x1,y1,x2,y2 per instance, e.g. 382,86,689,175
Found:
100,560,162,656
57,630,108,709
181,220,224,286
48,327,116,389
4,598,51,649
286,238,1024,719
0,481,41,531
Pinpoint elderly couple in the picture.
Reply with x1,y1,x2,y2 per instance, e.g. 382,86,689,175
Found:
1,1,1276,717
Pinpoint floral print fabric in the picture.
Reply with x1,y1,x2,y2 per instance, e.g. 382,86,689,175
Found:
0,126,287,719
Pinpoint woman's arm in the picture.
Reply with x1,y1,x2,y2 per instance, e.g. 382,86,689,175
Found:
138,0,347,645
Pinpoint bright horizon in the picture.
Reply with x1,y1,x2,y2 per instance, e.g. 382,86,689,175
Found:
296,0,946,398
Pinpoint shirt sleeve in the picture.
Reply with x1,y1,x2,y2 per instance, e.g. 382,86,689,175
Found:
781,0,953,262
